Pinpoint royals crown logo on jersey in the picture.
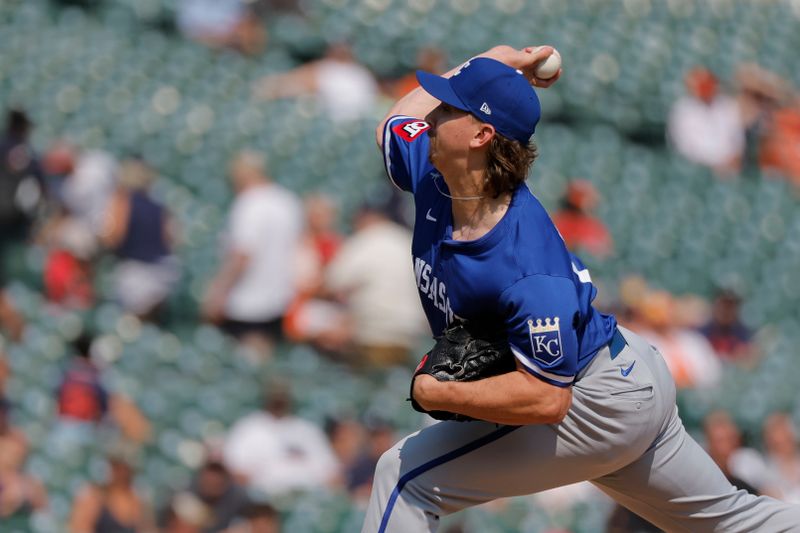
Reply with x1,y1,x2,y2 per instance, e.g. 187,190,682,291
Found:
528,317,563,365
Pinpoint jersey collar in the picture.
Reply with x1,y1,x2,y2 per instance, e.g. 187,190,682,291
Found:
442,183,529,252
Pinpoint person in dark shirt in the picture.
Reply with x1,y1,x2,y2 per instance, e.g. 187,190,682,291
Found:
56,334,108,424
700,290,756,364
190,458,249,532
347,420,395,501
69,445,155,532
0,109,43,246
101,157,180,320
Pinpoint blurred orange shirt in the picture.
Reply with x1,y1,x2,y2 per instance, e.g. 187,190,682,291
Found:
760,107,800,183
392,74,420,99
552,211,613,258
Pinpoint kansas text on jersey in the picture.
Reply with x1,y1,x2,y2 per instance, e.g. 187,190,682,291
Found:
382,115,617,388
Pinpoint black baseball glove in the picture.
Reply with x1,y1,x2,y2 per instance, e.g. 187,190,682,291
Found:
409,320,516,421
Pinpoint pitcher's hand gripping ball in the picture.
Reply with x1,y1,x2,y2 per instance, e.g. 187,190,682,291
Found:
533,48,561,80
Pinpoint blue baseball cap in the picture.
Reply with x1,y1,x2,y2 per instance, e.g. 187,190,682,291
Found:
416,57,541,143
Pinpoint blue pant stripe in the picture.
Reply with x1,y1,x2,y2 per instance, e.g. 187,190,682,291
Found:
377,424,520,533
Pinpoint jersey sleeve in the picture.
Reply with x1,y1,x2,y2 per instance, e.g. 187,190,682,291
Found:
380,115,435,193
500,275,581,388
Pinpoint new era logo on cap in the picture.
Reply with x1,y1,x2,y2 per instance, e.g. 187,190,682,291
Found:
416,57,541,143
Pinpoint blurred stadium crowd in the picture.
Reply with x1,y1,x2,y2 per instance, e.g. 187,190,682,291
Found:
2,0,800,531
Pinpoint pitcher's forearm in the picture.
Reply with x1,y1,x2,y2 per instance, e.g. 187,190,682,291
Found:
414,370,572,425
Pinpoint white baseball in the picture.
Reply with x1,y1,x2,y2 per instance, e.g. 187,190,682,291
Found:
534,48,561,80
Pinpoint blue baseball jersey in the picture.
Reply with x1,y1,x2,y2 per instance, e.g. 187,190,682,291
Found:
381,115,617,387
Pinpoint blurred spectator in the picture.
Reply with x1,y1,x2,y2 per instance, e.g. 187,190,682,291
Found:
61,149,118,235
703,410,766,494
346,419,395,502
254,42,378,122
42,212,96,309
288,193,343,298
762,413,800,503
319,200,426,367
222,380,339,497
55,334,152,447
0,288,24,342
301,193,343,271
162,491,213,533
0,399,47,526
325,417,366,490
667,68,744,174
203,151,302,356
383,185,415,229
759,94,800,185
0,111,37,335
177,0,265,55
188,457,249,532
69,445,155,533
615,275,650,330
551,179,613,258
0,397,30,481
283,193,345,345
735,63,788,173
284,192,424,360
41,139,77,203
0,109,44,247
56,334,109,429
223,502,281,533
631,289,721,389
699,290,756,364
391,46,447,98
101,158,180,321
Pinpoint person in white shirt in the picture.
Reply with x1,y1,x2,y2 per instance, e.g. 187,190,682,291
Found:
62,150,118,235
667,68,745,174
324,201,428,367
222,380,339,497
253,42,378,123
203,150,303,354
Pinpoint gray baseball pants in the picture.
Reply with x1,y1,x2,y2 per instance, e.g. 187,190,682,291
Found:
362,327,800,532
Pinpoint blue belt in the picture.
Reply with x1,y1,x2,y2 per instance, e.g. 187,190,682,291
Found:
608,328,627,360
576,328,628,382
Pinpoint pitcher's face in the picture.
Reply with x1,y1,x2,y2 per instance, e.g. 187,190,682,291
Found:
425,103,479,169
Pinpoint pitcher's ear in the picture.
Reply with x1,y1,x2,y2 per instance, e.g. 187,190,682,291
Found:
471,122,495,149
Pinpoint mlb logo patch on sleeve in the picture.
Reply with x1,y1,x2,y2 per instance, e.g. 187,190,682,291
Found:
528,317,563,365
393,120,430,142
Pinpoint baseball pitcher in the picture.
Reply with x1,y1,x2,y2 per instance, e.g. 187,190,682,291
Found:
361,44,800,533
